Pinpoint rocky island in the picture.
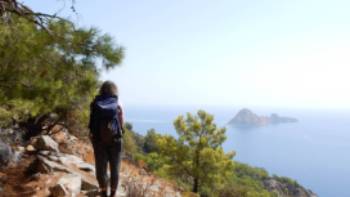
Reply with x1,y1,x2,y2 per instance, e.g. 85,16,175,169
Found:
229,108,298,128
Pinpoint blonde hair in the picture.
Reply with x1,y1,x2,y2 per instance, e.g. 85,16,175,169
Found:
99,80,118,96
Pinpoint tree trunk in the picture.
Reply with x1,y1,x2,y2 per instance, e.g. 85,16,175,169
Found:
192,177,199,193
193,144,201,193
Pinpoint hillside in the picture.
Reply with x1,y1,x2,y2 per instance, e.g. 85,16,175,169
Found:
0,123,317,197
231,162,317,197
0,125,182,197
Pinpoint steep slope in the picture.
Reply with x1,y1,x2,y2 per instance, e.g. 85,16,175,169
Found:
0,125,182,197
231,162,317,197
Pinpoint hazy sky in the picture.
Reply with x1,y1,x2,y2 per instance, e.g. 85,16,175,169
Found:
25,0,350,109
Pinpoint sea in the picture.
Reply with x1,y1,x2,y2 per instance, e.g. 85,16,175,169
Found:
124,106,350,197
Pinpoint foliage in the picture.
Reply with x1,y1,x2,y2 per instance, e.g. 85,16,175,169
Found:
140,110,235,196
123,122,147,158
171,110,235,195
225,162,273,197
0,17,124,136
271,175,301,189
123,128,139,156
99,112,302,197
218,182,272,197
143,128,162,153
182,192,200,197
234,162,269,182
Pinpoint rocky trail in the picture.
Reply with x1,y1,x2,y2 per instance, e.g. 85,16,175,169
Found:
0,125,182,197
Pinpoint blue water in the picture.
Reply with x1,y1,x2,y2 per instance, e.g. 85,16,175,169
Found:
125,106,350,197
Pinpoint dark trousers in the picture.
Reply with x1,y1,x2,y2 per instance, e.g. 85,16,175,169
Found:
92,137,122,191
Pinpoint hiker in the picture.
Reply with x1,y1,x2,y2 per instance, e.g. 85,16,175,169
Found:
89,81,124,197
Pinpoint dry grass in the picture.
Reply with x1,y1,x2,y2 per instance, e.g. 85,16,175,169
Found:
122,175,155,197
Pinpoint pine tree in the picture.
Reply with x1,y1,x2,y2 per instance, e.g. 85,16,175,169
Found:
0,17,124,135
156,110,235,196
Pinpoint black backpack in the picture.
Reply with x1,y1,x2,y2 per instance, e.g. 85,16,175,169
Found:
94,96,122,144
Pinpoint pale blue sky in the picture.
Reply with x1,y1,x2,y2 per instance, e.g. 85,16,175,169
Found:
25,0,350,109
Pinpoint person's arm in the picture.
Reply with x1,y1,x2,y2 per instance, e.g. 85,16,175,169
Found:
117,104,125,134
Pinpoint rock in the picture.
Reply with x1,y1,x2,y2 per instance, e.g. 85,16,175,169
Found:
17,146,25,152
81,179,98,191
83,189,100,197
11,150,23,164
0,140,13,167
34,151,99,192
229,108,298,128
77,162,95,172
51,126,69,144
26,145,36,152
270,113,298,124
139,169,148,176
34,135,59,152
67,134,78,142
229,108,267,128
264,179,279,190
38,150,50,156
0,172,7,182
36,155,69,173
30,173,42,181
0,127,25,145
48,155,61,162
58,153,85,165
50,183,68,197
0,172,6,194
49,173,83,197
57,174,82,196
263,177,317,197
58,154,95,172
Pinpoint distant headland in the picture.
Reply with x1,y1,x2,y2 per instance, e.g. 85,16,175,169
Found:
229,108,298,128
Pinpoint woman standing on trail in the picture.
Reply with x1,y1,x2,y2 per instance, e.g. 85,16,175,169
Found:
89,81,124,197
